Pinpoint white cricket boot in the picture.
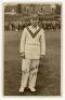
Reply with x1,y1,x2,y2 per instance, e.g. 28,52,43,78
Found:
29,87,36,92
19,87,25,93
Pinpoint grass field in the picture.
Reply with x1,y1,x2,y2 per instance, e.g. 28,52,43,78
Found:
4,29,61,96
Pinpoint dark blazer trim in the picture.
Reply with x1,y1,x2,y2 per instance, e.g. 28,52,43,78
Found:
26,27,41,38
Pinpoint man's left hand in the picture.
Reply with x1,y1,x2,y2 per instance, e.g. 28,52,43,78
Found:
40,55,44,59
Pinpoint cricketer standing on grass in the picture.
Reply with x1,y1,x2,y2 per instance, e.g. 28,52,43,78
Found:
19,14,46,93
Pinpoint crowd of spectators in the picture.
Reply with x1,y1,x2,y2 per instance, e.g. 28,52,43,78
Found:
4,4,61,31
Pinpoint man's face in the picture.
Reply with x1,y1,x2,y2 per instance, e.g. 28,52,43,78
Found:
30,17,39,27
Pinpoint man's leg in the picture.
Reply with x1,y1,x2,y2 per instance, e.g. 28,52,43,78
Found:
28,59,39,92
19,59,31,92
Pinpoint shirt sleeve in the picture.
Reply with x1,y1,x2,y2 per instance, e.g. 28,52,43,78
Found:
40,29,46,55
19,28,26,53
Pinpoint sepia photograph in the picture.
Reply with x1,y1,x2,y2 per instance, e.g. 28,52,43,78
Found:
4,3,61,96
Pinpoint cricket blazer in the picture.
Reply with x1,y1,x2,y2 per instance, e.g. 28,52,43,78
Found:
20,25,46,59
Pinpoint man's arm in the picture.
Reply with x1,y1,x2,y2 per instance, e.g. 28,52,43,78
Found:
19,28,26,58
40,29,46,58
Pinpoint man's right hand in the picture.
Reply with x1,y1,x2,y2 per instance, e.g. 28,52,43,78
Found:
20,52,25,59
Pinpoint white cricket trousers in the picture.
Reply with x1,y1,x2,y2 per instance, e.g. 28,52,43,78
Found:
20,59,39,89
